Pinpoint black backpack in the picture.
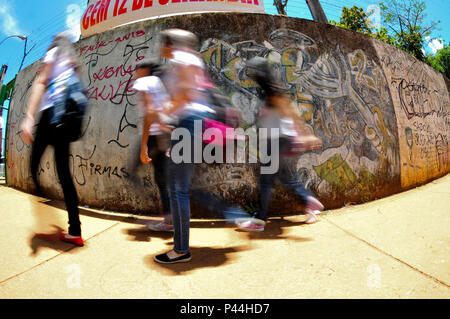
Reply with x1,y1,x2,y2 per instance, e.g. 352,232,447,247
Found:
49,74,88,142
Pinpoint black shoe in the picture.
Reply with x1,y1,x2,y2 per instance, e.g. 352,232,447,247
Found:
154,252,192,264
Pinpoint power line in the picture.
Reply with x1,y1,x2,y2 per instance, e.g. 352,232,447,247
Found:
12,0,87,70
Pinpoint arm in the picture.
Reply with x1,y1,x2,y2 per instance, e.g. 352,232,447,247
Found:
140,92,156,164
272,94,307,134
275,93,322,150
20,62,53,144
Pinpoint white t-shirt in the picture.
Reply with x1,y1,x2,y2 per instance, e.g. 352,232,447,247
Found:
133,75,170,135
40,47,75,112
164,50,215,116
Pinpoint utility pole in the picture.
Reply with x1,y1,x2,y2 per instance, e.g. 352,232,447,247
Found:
305,0,328,24
0,65,7,88
17,37,36,73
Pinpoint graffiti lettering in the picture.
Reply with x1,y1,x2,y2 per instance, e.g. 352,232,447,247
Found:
391,77,448,120
108,103,137,148
69,145,130,186
87,79,136,103
92,64,137,82
80,31,146,55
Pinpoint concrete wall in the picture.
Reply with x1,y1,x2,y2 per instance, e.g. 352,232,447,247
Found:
6,13,450,216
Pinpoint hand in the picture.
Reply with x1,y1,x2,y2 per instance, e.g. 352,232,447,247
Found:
304,136,322,150
140,146,152,164
295,135,322,151
20,116,35,145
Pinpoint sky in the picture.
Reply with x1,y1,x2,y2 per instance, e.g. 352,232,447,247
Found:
0,0,449,155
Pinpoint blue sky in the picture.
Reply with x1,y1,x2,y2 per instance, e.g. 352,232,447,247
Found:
1,0,449,155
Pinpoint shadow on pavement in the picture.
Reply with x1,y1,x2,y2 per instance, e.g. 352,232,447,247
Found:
42,199,141,224
145,245,251,275
234,217,315,242
122,226,173,242
28,225,85,256
42,199,314,245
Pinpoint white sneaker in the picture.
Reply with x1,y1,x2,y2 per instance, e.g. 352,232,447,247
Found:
305,211,319,224
235,218,265,232
147,221,174,232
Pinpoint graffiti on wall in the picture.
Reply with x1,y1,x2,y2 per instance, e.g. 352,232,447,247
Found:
7,18,448,211
379,49,450,187
5,30,153,206
200,29,399,200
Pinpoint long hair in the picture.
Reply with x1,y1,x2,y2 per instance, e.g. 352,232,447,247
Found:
46,31,80,70
246,57,287,107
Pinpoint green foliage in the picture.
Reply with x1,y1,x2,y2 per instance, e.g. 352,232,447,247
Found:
428,44,450,79
331,6,373,35
378,0,439,62
330,5,395,46
372,27,396,46
395,29,426,61
331,1,442,69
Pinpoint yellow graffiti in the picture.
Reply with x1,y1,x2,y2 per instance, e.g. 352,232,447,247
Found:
201,45,221,68
349,50,385,95
350,51,366,83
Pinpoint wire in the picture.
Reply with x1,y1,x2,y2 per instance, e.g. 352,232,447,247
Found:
13,0,87,69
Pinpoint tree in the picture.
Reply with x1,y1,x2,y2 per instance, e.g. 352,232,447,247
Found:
379,0,439,62
330,6,373,35
372,27,397,47
330,6,396,46
273,0,288,15
331,2,440,64
428,44,450,79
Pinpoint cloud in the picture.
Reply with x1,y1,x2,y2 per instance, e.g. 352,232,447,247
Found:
0,3,25,36
66,4,82,42
427,36,444,54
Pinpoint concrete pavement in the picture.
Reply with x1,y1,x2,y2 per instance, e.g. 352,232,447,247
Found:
0,175,449,298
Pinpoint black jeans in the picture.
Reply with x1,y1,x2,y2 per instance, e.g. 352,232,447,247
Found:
31,109,81,236
147,134,170,214
255,137,310,222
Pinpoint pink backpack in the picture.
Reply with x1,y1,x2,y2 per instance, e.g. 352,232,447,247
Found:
202,118,245,146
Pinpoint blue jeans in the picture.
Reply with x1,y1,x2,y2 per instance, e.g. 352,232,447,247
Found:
168,111,205,254
168,110,248,253
167,160,195,254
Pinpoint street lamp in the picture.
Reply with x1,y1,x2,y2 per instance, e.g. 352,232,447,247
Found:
0,35,27,47
0,35,34,74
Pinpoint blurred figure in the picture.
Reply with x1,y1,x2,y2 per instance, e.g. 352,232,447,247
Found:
20,32,86,246
152,29,212,264
235,57,324,232
153,29,248,264
133,58,173,232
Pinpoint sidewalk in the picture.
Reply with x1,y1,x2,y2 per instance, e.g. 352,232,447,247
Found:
0,175,449,298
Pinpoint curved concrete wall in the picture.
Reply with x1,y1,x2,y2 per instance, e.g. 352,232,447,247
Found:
6,13,450,216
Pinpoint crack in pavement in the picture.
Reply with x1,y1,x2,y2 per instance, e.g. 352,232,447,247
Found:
321,216,450,289
0,222,122,286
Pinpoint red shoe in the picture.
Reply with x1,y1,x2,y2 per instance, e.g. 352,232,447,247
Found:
59,233,84,246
